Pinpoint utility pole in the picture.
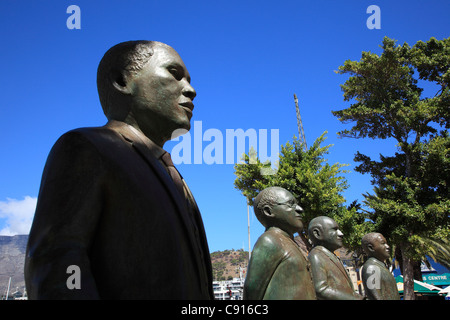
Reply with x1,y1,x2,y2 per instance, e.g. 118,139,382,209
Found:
5,277,11,300
294,94,307,151
247,203,251,262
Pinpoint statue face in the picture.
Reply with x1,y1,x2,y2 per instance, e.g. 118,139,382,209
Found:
128,43,196,144
319,218,344,251
268,189,304,235
370,234,390,261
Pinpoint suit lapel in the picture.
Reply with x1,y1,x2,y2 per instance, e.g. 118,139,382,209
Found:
183,180,210,253
319,246,353,288
105,121,212,294
133,141,187,208
105,121,197,237
183,179,214,295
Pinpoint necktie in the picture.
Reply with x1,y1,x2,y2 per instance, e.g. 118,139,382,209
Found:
161,152,209,295
160,152,185,197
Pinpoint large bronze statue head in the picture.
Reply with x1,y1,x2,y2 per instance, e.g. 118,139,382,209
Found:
97,40,196,147
308,216,344,252
253,187,304,235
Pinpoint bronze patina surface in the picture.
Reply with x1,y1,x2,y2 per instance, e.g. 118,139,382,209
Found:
308,216,364,300
244,187,316,300
361,232,400,300
25,41,213,299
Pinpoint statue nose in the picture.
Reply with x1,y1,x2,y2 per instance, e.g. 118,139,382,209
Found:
182,81,196,101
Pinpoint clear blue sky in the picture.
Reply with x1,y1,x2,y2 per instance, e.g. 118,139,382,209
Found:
0,0,449,253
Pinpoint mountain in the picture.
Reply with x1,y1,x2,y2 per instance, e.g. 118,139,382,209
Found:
0,235,251,298
210,249,248,281
0,234,28,298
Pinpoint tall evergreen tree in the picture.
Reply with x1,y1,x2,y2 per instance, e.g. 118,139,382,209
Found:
332,36,450,300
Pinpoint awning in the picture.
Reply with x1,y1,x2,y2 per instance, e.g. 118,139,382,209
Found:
395,275,442,295
439,285,450,295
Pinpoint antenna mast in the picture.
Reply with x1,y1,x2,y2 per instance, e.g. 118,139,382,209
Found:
294,93,307,151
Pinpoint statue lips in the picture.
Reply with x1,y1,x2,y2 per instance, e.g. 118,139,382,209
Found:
336,235,344,246
179,101,194,119
383,247,391,259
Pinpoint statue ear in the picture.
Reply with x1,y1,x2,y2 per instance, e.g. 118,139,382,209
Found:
111,69,132,95
312,227,322,240
263,205,275,218
367,243,374,253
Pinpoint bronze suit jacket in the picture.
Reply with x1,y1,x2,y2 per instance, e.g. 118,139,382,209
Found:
308,246,362,300
361,257,400,300
25,120,213,299
244,227,316,300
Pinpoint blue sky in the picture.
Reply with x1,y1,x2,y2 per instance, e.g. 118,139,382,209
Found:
0,1,449,253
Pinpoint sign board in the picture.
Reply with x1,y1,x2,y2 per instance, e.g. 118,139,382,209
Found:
422,273,450,286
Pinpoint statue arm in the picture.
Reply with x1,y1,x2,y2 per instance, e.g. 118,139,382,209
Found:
361,264,383,300
25,131,103,299
243,234,283,300
309,252,334,299
309,252,364,300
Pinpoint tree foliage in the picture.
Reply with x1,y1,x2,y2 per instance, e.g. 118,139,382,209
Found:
332,36,450,299
233,132,371,251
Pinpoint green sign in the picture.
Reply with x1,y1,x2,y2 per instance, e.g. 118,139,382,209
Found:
422,273,450,286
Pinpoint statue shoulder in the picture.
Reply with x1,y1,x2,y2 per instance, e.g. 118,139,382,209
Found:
308,246,327,259
255,230,281,248
66,125,117,141
53,125,121,150
362,257,385,276
308,246,334,268
252,229,288,257
44,126,121,169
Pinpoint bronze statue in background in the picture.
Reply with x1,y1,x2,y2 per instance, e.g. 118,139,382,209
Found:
243,187,316,300
308,216,364,300
361,232,400,300
25,41,213,299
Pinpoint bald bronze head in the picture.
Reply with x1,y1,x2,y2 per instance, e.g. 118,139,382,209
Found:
254,187,304,236
308,216,344,252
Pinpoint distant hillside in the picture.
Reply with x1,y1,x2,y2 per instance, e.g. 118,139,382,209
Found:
0,237,255,297
0,235,250,297
0,235,28,298
210,249,249,281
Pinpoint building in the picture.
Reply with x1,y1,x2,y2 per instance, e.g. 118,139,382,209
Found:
213,277,244,300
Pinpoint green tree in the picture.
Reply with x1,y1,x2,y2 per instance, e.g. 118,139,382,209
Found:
332,36,450,300
233,132,371,251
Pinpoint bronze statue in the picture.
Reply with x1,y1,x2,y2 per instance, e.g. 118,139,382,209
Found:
25,41,213,299
308,216,364,300
361,232,400,300
243,187,316,300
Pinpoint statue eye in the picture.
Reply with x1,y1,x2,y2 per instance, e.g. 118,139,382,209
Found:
168,66,183,80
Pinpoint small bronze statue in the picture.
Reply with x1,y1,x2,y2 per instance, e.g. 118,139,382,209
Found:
361,232,400,300
243,187,316,300
308,216,364,300
25,41,213,299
